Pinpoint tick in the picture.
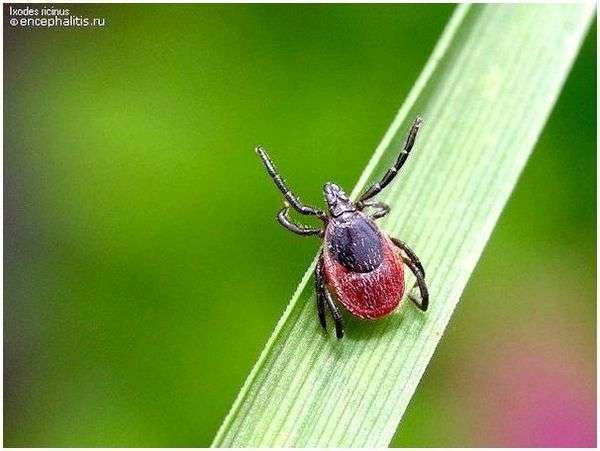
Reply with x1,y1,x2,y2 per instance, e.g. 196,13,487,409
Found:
256,116,428,339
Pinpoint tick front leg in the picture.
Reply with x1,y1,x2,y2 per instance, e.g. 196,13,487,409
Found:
256,146,326,219
358,116,423,202
357,201,390,220
315,251,344,339
277,203,323,236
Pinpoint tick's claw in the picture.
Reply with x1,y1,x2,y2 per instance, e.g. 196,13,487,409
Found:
408,286,429,312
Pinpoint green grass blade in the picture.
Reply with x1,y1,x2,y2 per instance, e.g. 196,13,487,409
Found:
212,4,595,447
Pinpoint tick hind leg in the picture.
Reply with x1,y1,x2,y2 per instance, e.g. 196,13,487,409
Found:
390,237,428,311
402,257,429,311
315,251,344,339
390,237,425,278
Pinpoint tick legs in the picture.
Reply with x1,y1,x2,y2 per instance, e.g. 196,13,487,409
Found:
390,237,425,278
357,201,390,220
277,203,323,236
402,257,429,311
359,116,423,203
390,237,428,312
315,251,344,339
256,146,326,219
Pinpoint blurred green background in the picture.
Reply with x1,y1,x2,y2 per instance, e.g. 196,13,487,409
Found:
4,4,595,447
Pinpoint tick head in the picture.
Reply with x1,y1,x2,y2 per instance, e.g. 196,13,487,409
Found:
324,182,354,217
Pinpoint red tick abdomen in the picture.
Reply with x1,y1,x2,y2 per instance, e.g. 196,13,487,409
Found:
323,235,405,319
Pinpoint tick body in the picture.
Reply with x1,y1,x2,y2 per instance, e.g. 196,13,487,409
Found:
256,116,428,339
323,212,405,320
